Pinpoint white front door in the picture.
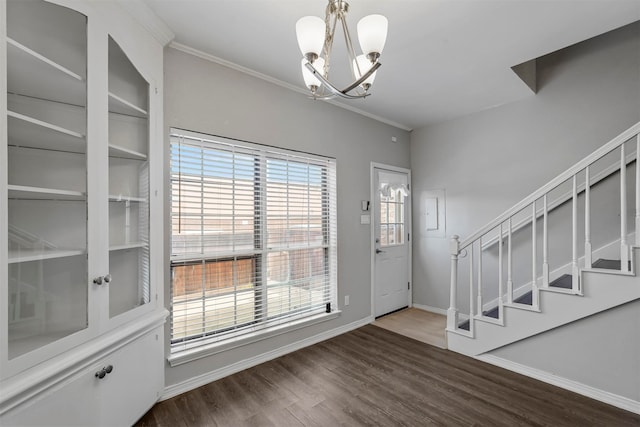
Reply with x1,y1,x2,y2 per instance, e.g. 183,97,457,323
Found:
373,166,411,317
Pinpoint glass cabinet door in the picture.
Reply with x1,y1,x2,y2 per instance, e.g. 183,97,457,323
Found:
107,37,151,318
6,0,88,358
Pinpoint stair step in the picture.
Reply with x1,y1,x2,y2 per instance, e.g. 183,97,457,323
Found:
483,306,500,319
504,301,541,312
456,267,608,331
513,291,533,305
592,259,631,271
549,274,572,289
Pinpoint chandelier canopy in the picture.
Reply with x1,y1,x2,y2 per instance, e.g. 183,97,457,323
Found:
295,0,388,100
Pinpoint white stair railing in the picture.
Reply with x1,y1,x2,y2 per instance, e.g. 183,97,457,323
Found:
448,121,640,336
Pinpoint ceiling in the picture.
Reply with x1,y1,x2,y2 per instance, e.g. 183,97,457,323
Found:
143,0,640,131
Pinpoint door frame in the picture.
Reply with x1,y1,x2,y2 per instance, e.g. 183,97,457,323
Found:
370,162,412,318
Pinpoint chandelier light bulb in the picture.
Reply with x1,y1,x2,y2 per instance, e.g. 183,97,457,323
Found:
353,54,377,89
296,16,326,59
357,14,388,59
301,57,325,89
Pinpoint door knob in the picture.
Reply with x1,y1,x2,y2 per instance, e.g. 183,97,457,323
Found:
376,249,385,254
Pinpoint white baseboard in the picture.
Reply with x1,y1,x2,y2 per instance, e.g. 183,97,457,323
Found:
161,316,374,401
412,303,447,316
476,354,640,415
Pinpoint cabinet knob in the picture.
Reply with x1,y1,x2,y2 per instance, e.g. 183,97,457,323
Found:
95,365,114,379
93,274,112,285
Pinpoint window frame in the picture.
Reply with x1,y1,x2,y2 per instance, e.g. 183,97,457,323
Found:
168,128,338,360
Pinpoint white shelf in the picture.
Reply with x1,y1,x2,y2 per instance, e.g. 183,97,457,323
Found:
109,194,146,203
9,185,85,201
8,329,84,360
7,37,86,107
108,143,147,160
8,110,85,153
9,248,86,264
108,92,148,118
110,243,147,251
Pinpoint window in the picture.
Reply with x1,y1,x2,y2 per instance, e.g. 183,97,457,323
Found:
379,187,405,246
170,129,337,353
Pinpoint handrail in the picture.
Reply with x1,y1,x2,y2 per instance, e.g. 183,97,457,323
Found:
459,121,640,249
481,149,638,250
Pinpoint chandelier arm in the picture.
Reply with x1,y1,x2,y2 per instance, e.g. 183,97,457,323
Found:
323,7,339,78
304,62,370,99
339,10,361,81
340,61,382,94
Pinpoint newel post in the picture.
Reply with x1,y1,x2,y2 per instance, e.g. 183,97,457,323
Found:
447,235,460,330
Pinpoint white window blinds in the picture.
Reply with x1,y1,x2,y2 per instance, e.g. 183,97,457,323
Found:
170,129,337,353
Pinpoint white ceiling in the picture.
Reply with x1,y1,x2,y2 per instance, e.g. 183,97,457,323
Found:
143,0,640,131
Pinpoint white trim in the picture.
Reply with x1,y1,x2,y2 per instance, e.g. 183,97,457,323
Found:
115,0,175,46
412,304,447,316
169,43,412,132
161,315,373,401
476,354,640,415
370,163,413,319
168,311,341,367
480,234,635,314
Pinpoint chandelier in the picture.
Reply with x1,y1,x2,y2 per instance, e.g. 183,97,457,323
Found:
295,0,388,99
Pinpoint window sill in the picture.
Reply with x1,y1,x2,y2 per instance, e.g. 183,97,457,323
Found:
167,310,341,367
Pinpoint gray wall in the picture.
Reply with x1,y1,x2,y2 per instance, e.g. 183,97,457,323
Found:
163,48,410,387
490,300,640,402
411,22,640,311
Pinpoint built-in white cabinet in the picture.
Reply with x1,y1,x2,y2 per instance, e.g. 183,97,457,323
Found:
0,0,168,424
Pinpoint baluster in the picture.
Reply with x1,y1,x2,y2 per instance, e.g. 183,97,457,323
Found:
498,223,503,312
572,175,580,292
621,144,629,271
447,235,459,330
542,194,549,287
636,135,640,247
477,237,483,317
585,166,592,268
636,134,640,246
469,242,474,331
507,217,513,303
532,201,539,308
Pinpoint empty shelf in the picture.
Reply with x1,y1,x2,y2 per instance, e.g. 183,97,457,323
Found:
109,242,147,251
108,143,147,160
7,37,86,107
108,92,148,118
9,248,85,264
9,185,85,201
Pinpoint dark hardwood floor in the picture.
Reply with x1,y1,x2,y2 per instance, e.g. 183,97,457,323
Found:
136,325,640,426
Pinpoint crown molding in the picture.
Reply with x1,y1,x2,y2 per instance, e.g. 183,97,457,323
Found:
170,42,412,132
116,0,175,46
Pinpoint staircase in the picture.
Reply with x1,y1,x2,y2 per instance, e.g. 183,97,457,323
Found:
446,122,640,357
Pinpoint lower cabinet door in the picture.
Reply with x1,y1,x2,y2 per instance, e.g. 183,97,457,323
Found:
99,326,164,426
1,325,164,426
1,365,100,426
